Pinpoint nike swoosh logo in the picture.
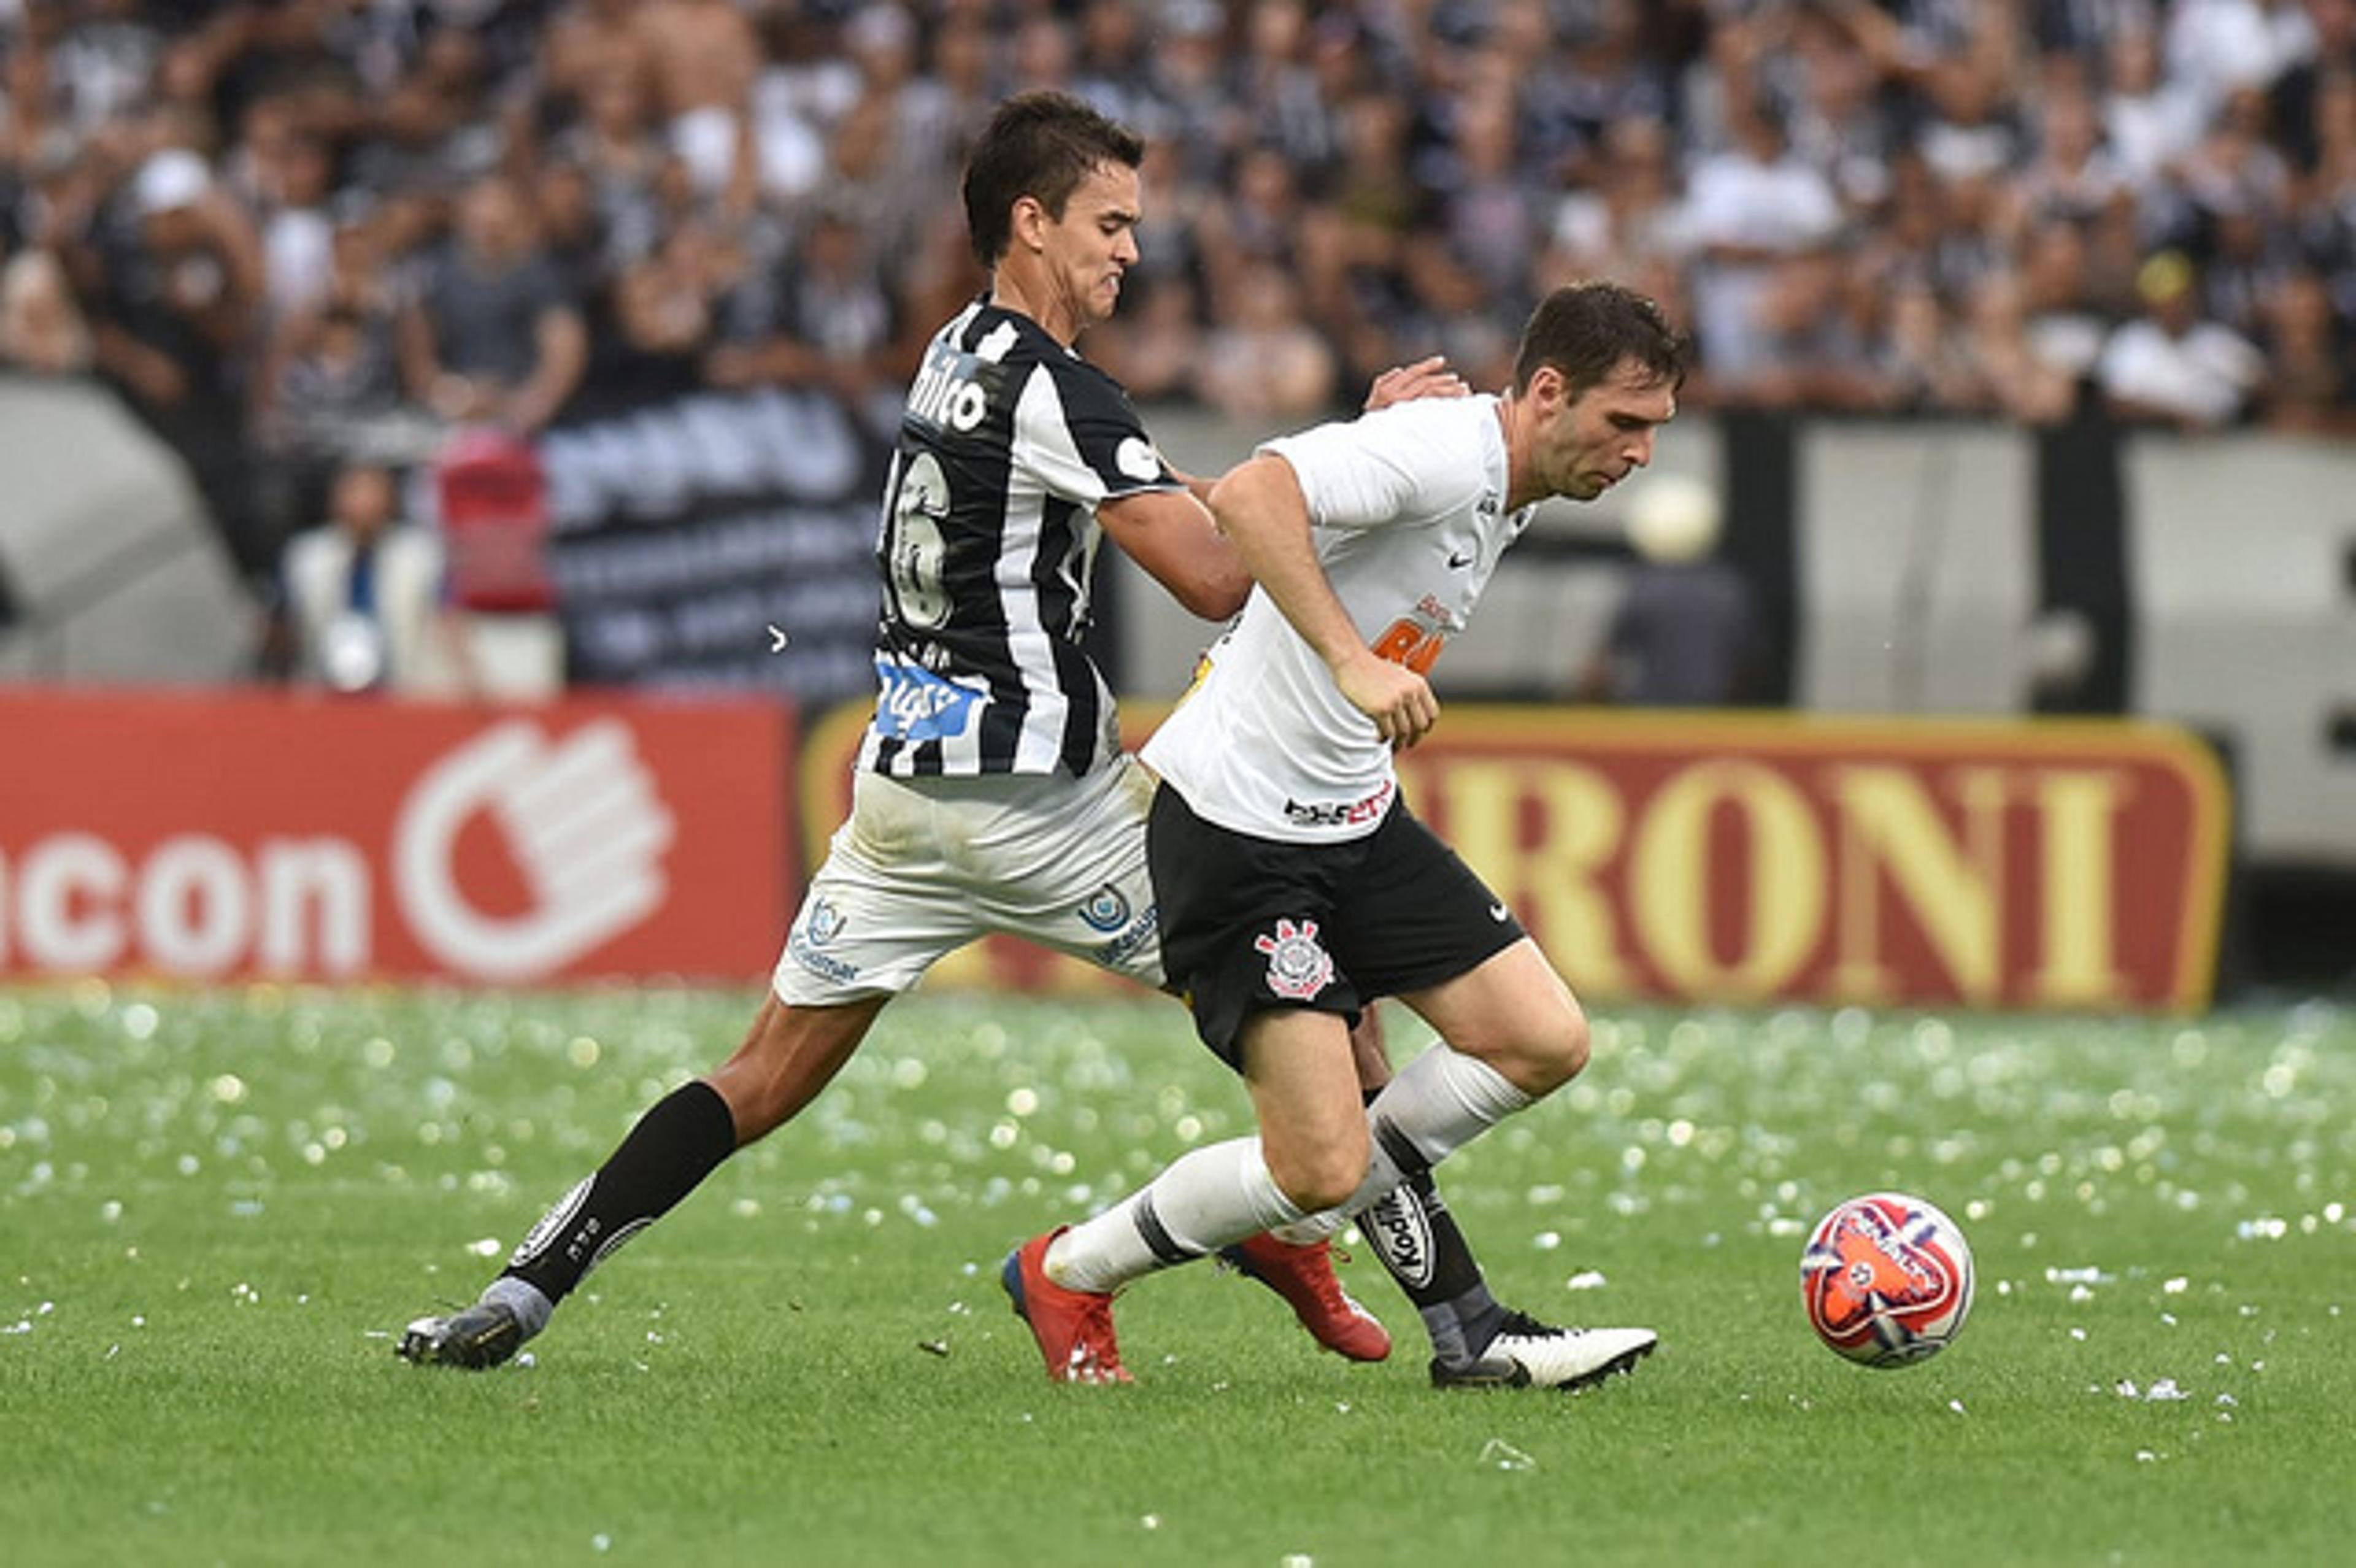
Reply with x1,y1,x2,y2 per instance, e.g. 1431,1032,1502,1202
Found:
1488,904,1511,922
1449,550,1475,569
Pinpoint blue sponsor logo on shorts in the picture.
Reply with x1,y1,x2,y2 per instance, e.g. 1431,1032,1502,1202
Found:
804,896,846,945
872,659,986,744
788,930,861,985
1093,902,1158,970
1076,884,1131,933
788,896,860,982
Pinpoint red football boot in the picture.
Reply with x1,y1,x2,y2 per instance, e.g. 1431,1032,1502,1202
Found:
1001,1228,1132,1384
1222,1232,1392,1362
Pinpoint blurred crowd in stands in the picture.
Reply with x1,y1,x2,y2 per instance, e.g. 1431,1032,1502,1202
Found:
3,0,2354,596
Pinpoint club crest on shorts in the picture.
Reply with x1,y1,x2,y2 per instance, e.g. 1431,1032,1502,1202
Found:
1253,917,1335,1001
1076,883,1131,933
804,896,846,945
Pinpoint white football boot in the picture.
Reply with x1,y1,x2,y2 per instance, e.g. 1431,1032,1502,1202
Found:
1432,1312,1657,1390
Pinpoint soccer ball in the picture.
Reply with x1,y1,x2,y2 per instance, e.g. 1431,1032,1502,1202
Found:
1800,1192,1974,1367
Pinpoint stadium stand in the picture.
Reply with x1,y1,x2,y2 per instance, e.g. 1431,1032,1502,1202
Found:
1,0,2350,697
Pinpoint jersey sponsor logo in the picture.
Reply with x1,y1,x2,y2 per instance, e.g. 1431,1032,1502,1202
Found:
1415,593,1461,631
1076,883,1132,932
1281,780,1395,829
1360,1187,1435,1289
1253,916,1336,1001
1371,598,1461,676
872,659,987,742
907,346,993,432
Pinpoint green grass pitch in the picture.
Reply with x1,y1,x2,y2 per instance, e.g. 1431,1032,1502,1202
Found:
3,983,2352,1566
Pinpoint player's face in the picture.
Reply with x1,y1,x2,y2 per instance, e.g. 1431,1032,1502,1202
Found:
1534,358,1677,502
1040,161,1142,329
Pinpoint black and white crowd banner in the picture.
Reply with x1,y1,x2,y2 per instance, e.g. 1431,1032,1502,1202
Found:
539,388,891,704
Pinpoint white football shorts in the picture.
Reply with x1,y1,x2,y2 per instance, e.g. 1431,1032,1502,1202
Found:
771,752,1166,1005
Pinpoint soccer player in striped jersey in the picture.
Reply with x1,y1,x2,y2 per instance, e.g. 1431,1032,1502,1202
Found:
1004,281,1686,1389
399,92,1546,1385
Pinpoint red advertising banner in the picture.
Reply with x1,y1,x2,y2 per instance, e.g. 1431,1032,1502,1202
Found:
799,704,2230,1012
1,688,795,984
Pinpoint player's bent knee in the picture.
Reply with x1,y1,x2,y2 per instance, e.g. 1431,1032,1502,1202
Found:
1264,1132,1371,1215
1526,1001,1591,1094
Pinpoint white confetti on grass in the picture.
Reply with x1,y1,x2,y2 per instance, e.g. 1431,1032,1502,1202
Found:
1566,1270,1609,1291
1479,1439,1536,1471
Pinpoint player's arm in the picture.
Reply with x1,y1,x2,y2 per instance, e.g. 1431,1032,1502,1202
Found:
1098,488,1251,620
1206,455,1439,748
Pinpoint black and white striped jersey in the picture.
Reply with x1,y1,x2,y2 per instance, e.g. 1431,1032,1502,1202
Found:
858,298,1184,778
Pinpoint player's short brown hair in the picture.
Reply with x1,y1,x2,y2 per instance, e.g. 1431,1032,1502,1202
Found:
963,91,1146,268
1513,282,1687,396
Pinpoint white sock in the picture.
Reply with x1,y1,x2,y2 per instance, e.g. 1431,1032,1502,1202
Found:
1325,1044,1536,1226
1270,1210,1350,1246
1046,1138,1305,1294
1377,1042,1535,1143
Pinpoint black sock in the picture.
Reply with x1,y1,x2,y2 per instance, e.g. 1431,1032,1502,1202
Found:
501,1080,739,1308
1358,1170,1508,1364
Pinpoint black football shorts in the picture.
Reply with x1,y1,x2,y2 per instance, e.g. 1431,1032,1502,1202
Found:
1147,782,1528,1069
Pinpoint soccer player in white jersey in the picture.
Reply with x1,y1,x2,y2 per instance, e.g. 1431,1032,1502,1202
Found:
1004,282,1687,1387
399,92,1552,1381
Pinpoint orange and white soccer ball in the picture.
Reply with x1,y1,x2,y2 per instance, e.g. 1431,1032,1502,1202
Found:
1800,1192,1974,1367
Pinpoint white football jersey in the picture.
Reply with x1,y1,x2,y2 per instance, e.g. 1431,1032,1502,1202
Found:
1144,394,1534,842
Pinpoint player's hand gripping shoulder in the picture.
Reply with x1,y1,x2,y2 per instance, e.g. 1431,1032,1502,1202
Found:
1363,356,1468,412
